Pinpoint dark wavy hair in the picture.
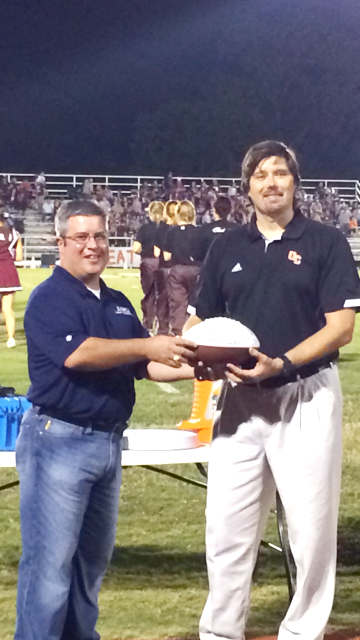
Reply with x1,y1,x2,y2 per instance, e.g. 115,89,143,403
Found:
241,140,300,194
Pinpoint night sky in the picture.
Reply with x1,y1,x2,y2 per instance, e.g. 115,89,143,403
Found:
1,0,360,178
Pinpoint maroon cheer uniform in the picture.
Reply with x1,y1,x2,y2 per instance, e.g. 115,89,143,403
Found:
0,226,22,294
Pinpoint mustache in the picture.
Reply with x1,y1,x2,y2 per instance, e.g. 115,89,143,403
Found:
264,188,282,196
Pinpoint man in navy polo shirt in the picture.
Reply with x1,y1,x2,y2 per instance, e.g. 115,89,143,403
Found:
185,141,360,640
14,200,197,640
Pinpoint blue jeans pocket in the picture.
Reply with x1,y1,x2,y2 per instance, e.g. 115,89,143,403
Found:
39,416,86,439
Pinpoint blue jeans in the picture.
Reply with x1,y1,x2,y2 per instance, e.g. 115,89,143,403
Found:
14,407,123,640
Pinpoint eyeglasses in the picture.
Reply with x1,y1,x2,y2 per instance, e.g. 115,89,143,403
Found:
63,233,108,247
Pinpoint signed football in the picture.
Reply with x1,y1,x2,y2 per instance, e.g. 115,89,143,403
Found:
183,317,260,366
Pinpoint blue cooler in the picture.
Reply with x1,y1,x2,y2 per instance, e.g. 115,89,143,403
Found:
0,396,32,451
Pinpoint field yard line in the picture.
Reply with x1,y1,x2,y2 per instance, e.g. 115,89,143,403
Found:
154,382,180,394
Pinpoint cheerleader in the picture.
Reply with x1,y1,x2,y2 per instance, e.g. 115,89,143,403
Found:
0,212,23,347
163,200,201,335
153,200,178,335
132,201,164,333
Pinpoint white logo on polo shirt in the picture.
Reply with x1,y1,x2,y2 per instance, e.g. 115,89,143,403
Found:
288,250,302,265
231,263,242,273
115,306,132,316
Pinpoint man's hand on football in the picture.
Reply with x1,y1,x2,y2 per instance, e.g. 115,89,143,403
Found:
145,335,197,368
225,348,284,384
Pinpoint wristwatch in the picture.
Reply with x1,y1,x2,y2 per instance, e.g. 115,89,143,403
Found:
279,354,296,376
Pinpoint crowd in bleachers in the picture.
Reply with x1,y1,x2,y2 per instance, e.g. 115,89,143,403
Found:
297,182,360,236
1,173,360,237
0,174,62,232
0,173,47,211
59,175,360,238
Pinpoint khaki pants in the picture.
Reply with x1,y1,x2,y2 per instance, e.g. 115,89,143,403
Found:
200,366,342,640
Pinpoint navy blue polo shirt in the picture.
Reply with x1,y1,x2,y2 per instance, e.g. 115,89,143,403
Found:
192,212,360,358
24,266,149,425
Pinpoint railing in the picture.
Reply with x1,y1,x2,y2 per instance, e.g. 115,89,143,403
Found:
21,235,135,264
347,237,360,264
300,179,360,202
2,174,166,199
356,181,360,203
2,172,360,202
19,232,360,267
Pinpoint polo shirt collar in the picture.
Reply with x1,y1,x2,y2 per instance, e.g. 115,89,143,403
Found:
248,210,307,242
52,265,111,298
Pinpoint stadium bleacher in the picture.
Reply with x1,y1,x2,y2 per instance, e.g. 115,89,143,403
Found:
2,173,360,263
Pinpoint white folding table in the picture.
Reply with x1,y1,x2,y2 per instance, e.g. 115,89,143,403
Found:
0,428,294,600
0,428,210,489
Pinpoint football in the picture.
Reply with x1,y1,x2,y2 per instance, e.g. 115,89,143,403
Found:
183,317,260,367
189,344,253,367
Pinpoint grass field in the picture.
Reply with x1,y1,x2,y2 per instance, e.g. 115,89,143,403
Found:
0,268,359,640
